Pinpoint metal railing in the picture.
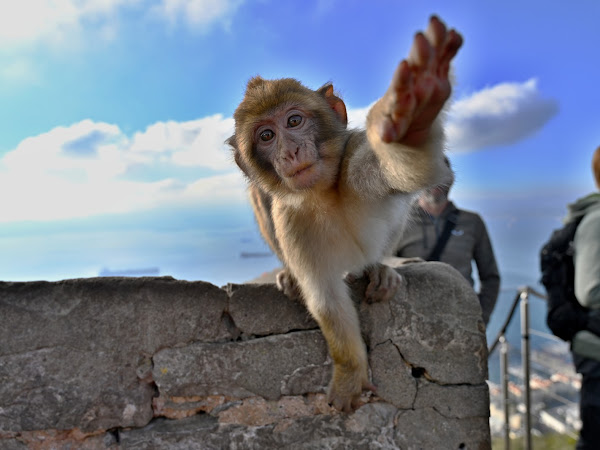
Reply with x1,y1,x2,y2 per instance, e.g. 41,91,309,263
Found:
487,285,577,450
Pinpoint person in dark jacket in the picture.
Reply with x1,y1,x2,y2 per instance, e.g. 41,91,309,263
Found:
395,163,500,325
568,146,600,449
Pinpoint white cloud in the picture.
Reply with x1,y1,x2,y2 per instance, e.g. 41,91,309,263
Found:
0,116,242,223
3,120,126,181
0,0,131,48
157,0,244,31
346,104,370,130
0,0,244,49
446,78,559,153
130,115,235,170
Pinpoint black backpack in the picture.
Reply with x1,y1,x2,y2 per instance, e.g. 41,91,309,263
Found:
540,217,588,341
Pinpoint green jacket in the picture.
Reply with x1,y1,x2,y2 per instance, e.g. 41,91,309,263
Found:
395,201,500,325
567,193,600,367
568,193,600,310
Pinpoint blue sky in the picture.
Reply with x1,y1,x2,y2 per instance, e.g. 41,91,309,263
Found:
1,0,599,284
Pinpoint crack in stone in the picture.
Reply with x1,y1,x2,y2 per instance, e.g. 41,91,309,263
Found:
374,339,482,411
237,326,321,343
0,345,66,359
430,404,479,421
107,427,121,444
372,339,421,409
220,311,242,341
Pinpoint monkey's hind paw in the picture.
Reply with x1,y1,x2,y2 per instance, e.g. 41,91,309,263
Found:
328,383,376,413
327,368,375,413
364,263,403,303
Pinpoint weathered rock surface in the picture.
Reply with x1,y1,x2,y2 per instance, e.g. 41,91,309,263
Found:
0,261,491,449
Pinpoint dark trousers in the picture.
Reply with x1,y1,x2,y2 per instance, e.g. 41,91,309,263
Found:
577,375,600,449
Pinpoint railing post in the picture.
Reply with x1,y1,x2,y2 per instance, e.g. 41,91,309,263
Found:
500,334,510,450
520,290,532,450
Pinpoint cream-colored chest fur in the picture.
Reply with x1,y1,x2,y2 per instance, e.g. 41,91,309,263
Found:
273,191,414,277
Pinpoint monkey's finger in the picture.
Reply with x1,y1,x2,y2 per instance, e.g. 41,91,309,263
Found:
408,32,433,68
363,381,378,393
438,30,463,73
344,400,355,413
412,74,436,113
345,272,358,284
390,82,418,118
365,269,381,300
330,396,352,413
381,270,403,302
390,60,412,93
424,15,447,50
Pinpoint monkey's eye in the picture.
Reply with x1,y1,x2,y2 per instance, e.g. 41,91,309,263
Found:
288,115,302,128
260,130,275,142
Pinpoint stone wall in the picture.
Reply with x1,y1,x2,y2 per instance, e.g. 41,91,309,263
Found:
0,261,491,449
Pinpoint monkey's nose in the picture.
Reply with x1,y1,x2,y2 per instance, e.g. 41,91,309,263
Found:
284,147,299,161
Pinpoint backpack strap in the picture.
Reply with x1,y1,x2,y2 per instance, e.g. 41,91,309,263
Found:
427,210,460,261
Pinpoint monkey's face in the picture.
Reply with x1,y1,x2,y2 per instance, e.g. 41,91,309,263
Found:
253,106,323,191
230,77,347,196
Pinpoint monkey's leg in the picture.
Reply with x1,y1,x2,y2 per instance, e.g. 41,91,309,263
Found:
303,278,374,412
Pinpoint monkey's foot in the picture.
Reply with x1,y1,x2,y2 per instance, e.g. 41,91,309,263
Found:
328,365,376,413
364,263,402,303
276,268,303,302
377,15,463,147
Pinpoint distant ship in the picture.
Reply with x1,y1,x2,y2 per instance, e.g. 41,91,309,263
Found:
98,267,160,277
240,252,273,259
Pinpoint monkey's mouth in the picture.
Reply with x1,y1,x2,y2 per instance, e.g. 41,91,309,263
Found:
287,163,318,189
291,164,314,178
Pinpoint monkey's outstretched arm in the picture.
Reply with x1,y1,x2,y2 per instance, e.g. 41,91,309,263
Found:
350,16,462,195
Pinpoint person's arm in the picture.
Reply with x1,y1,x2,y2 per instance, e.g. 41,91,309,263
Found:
575,211,600,310
473,215,500,325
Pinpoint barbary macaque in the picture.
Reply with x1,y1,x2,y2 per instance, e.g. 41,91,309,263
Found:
228,16,462,412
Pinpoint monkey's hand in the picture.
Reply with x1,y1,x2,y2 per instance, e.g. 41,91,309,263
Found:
364,263,402,303
372,15,463,148
276,268,304,302
328,363,376,413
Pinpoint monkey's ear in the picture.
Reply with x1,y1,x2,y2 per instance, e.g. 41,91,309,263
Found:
318,83,348,127
226,134,238,150
227,135,251,177
234,149,250,177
